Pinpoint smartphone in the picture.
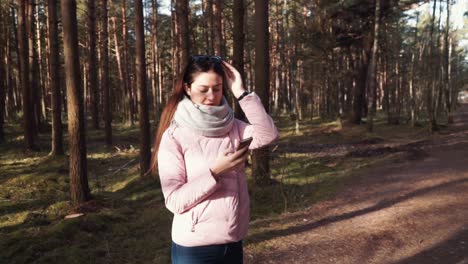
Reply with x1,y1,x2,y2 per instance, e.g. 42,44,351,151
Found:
237,137,253,151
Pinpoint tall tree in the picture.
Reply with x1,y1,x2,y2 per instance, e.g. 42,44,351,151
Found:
100,0,112,144
47,0,63,155
203,0,214,54
135,0,151,176
232,0,245,119
252,0,271,186
18,0,35,150
213,0,223,56
35,1,46,124
110,0,125,120
0,5,6,142
367,0,382,132
61,0,91,206
409,11,419,127
121,0,134,125
444,0,452,123
150,0,161,121
88,0,99,129
427,0,438,132
6,6,18,121
27,0,40,134
174,0,189,76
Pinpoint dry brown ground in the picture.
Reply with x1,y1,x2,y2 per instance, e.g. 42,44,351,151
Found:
245,104,468,264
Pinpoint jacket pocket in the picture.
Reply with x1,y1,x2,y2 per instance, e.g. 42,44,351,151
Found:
190,199,211,232
191,190,239,232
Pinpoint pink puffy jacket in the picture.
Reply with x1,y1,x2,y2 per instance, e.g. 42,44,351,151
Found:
158,92,279,247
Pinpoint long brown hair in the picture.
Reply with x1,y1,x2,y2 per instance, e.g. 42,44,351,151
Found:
148,56,227,176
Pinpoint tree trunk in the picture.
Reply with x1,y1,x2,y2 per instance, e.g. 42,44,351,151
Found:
10,6,21,116
87,0,99,129
0,8,6,142
409,12,419,127
175,0,190,75
36,1,47,124
272,0,281,114
135,0,151,176
232,0,245,120
44,2,51,118
171,0,177,87
5,7,14,119
351,49,368,125
27,0,40,135
110,8,126,122
252,0,271,186
100,0,112,144
151,0,161,122
367,0,381,132
121,1,134,125
203,0,214,54
213,0,223,56
47,0,63,155
434,0,444,122
427,0,437,132
61,0,91,206
18,0,35,150
444,0,452,123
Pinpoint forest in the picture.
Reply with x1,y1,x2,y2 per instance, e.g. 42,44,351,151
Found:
1,0,467,263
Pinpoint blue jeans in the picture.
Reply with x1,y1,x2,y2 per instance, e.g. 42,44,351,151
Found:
171,240,243,264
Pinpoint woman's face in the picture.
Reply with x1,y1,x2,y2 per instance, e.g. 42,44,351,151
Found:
185,71,223,106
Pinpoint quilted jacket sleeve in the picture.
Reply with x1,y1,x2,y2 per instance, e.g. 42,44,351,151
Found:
237,92,279,149
158,130,219,214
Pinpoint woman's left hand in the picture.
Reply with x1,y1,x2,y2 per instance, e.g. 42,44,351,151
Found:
222,61,246,99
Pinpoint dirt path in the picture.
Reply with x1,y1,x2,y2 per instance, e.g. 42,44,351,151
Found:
245,104,468,264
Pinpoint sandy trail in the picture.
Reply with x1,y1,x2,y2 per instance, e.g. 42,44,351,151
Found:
246,104,468,264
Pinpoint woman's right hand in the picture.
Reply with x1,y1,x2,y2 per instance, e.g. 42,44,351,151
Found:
210,145,249,179
222,61,246,99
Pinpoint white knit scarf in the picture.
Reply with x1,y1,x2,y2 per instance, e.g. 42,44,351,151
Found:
173,96,234,137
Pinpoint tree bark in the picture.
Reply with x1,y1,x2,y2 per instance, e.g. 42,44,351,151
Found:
444,0,452,123
36,1,46,124
351,49,368,124
135,0,151,176
203,0,214,54
233,0,245,120
87,0,99,129
409,12,419,127
427,0,437,132
18,0,35,150
121,1,134,125
100,0,112,144
110,5,126,122
151,0,161,122
6,7,16,120
47,0,63,155
0,7,6,142
27,0,40,135
60,0,91,206
175,0,190,75
213,0,223,56
367,0,381,132
252,0,271,186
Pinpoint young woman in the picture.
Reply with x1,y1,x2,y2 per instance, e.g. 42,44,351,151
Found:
150,55,278,263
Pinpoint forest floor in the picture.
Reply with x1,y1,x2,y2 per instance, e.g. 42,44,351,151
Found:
0,106,466,263
245,104,468,263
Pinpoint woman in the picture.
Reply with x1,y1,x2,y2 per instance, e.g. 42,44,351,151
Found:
150,55,278,263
